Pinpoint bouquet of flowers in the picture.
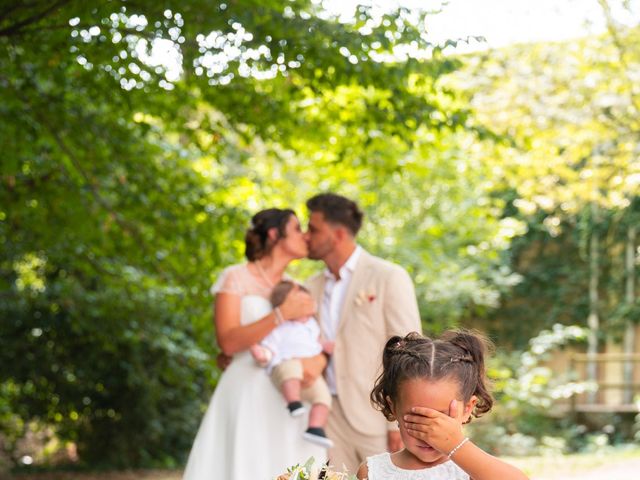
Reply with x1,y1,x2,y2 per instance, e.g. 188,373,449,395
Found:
275,457,357,480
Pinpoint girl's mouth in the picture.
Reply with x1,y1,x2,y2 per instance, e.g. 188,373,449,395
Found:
416,441,435,451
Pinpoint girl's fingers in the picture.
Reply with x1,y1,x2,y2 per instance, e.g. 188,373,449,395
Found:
403,415,430,425
404,408,441,428
409,406,440,417
403,420,429,432
405,426,428,439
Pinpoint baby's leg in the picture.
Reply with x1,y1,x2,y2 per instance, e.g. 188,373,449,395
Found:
308,403,329,429
272,360,307,417
281,378,302,403
301,378,333,448
303,378,332,428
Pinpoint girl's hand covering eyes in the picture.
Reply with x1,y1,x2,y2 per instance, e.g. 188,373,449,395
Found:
403,400,465,455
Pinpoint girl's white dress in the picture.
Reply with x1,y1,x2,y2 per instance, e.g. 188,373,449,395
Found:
182,264,326,480
366,452,470,480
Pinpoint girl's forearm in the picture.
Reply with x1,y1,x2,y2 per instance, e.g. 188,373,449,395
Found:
451,441,529,480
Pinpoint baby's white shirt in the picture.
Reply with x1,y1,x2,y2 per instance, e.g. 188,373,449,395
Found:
261,315,322,373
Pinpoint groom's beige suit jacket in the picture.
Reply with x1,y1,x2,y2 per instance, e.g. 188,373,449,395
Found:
306,249,422,437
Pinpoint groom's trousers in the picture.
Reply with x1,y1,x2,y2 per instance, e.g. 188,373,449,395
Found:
326,395,387,475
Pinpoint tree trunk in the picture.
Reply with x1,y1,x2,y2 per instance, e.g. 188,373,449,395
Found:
623,225,636,403
587,206,600,404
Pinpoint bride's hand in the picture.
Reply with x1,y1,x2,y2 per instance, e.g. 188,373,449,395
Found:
278,287,317,320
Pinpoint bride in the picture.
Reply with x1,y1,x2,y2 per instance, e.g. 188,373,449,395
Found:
182,208,328,479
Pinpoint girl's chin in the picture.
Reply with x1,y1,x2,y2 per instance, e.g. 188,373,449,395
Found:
413,445,445,463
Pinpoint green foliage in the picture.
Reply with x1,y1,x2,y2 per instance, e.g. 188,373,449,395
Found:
470,324,593,455
453,13,640,347
0,259,213,466
471,187,640,349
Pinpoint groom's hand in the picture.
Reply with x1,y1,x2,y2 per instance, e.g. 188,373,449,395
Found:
321,340,335,355
216,352,232,371
300,353,327,388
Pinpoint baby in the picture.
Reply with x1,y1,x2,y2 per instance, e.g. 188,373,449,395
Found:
250,280,333,448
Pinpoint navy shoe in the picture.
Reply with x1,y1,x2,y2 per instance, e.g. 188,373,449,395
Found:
287,401,307,417
303,427,334,448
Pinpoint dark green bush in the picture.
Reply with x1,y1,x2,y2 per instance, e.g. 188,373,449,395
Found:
0,266,214,468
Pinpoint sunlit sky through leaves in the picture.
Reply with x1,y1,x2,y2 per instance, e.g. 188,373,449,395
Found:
142,0,639,86
324,0,638,52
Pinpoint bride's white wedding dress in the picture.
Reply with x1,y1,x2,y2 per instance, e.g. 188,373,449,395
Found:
182,265,326,480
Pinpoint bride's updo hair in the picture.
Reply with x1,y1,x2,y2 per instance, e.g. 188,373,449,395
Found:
245,208,296,261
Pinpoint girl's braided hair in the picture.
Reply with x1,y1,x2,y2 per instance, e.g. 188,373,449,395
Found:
370,330,494,423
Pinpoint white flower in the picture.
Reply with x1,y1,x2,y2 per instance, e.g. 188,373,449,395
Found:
275,457,358,480
354,288,376,306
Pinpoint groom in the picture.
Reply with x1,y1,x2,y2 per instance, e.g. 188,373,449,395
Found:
302,193,422,474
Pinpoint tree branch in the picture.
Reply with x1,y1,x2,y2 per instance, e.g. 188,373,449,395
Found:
0,0,73,38
597,0,640,120
0,3,30,24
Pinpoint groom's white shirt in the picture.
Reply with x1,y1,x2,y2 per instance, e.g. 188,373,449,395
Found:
320,245,362,394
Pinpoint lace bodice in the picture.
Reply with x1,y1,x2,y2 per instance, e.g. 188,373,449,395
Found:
366,453,469,480
211,263,273,299
211,263,294,326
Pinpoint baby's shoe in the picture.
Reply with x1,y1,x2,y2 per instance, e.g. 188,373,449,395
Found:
287,401,307,417
303,427,334,448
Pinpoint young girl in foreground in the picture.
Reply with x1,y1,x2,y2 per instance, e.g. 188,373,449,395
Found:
357,331,528,480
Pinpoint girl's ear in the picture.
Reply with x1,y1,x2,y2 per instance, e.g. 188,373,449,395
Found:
386,395,397,421
462,395,478,423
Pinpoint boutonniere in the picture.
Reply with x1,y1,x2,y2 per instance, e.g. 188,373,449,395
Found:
355,288,376,306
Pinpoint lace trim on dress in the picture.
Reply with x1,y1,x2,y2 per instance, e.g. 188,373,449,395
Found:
366,452,469,480
210,263,289,298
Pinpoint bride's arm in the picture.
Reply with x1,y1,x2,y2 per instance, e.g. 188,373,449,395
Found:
215,289,316,356
215,293,280,356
